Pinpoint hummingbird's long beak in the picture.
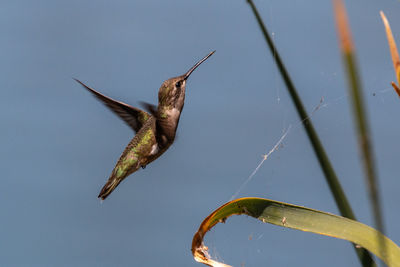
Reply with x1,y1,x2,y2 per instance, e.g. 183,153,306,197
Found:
184,50,215,80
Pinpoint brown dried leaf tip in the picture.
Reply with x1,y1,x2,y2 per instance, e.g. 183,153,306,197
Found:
380,11,400,97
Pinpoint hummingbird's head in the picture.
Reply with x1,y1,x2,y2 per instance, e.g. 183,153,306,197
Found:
158,75,187,109
158,51,215,109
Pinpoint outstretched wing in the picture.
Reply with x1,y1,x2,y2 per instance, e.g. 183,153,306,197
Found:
75,79,151,133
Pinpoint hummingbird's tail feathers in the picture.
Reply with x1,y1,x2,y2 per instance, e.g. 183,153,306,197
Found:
98,176,123,200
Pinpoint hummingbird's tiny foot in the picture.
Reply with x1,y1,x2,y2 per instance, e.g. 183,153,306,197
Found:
141,165,146,169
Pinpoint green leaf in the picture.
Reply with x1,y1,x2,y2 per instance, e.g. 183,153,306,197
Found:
192,198,400,267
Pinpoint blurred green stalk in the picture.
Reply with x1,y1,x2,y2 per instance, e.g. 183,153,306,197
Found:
333,0,385,259
246,0,376,265
342,50,385,238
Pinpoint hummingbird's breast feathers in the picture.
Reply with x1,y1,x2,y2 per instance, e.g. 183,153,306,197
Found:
156,106,181,142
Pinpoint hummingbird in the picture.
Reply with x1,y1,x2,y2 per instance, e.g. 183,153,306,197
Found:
75,51,214,200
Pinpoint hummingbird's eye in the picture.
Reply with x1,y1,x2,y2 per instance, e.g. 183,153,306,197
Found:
175,81,182,88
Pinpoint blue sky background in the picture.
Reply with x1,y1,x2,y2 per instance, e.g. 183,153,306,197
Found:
1,0,400,266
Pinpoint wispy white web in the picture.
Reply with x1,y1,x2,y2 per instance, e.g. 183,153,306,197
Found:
229,95,342,200
230,125,291,201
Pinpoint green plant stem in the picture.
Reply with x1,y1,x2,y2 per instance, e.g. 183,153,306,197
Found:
246,0,376,265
